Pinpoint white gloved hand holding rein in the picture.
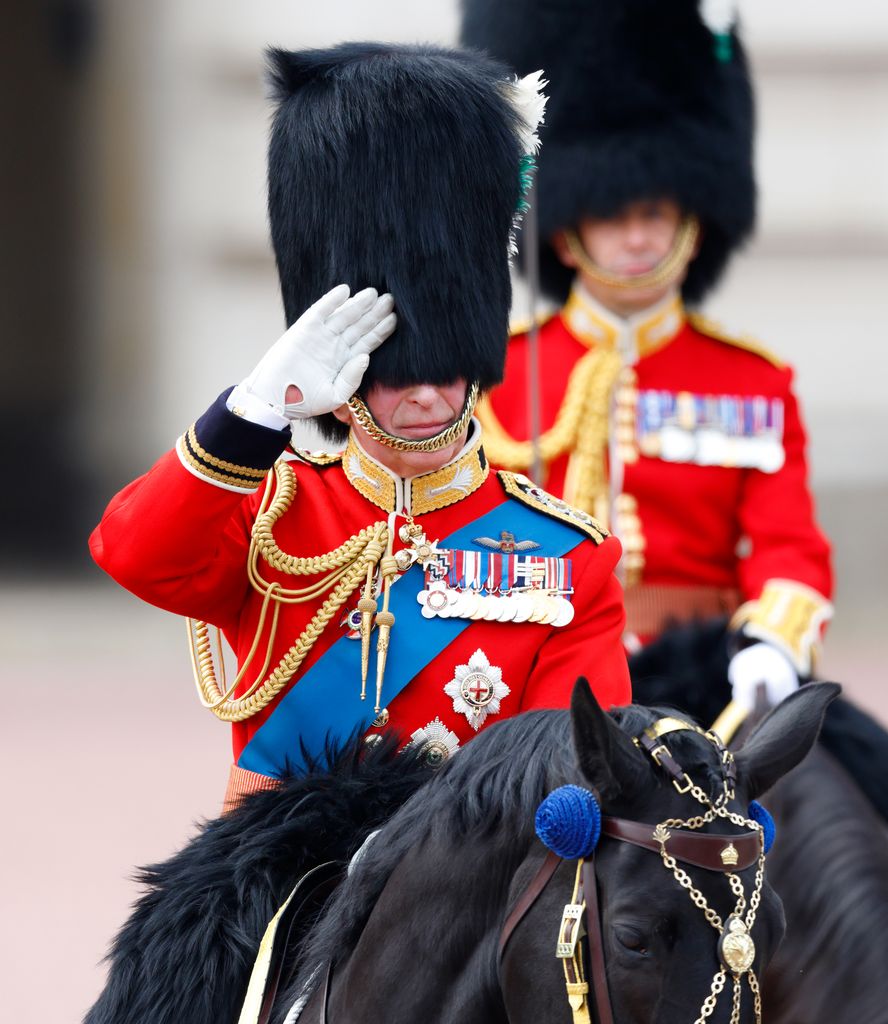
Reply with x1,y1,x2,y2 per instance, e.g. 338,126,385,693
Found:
728,642,799,713
229,285,396,426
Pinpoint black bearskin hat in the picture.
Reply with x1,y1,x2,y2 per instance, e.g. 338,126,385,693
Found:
461,0,756,304
266,43,531,441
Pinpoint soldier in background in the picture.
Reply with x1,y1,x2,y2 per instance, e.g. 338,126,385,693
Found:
462,0,833,714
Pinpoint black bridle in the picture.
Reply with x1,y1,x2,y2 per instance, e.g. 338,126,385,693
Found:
497,818,763,1024
268,718,766,1024
498,718,765,1024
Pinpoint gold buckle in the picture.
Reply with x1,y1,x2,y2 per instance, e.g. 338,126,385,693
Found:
672,773,693,795
556,903,585,958
649,743,671,766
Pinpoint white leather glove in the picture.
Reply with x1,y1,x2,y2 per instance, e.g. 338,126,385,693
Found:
728,642,799,713
237,284,396,421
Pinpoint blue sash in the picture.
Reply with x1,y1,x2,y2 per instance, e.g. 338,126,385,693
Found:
238,499,583,777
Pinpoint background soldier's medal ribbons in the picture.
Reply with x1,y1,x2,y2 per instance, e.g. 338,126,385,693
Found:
637,389,785,473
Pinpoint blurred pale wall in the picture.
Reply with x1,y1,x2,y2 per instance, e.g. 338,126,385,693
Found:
3,2,887,1022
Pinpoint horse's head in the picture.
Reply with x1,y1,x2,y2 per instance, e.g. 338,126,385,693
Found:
501,679,839,1024
281,681,836,1024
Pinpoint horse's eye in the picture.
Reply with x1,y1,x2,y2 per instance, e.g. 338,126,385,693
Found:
614,927,650,956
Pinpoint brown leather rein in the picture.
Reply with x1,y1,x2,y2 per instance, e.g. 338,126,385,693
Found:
497,819,762,1024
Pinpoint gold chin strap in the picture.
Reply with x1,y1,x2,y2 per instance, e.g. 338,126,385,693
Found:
347,381,480,453
563,216,700,291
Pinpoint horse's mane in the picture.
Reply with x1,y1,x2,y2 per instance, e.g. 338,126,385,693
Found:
288,708,572,992
287,699,723,1007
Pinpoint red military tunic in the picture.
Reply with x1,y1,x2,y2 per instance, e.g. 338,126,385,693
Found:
90,391,630,802
480,284,833,674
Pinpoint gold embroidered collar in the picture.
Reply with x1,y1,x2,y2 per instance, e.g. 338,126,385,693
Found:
343,421,489,515
563,282,685,364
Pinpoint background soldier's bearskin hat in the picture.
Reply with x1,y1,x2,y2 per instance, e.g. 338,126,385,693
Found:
460,0,756,305
266,43,538,441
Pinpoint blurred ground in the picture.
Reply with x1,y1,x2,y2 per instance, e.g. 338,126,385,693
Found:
3,485,885,1022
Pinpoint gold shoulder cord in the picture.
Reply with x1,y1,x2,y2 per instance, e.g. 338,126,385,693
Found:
479,347,622,519
188,461,391,723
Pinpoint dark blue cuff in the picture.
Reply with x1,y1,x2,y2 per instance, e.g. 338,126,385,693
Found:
179,388,291,490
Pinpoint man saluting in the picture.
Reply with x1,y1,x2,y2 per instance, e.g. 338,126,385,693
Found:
90,43,630,808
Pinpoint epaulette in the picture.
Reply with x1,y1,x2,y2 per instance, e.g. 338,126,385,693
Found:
687,312,785,369
508,308,557,337
497,471,609,545
290,448,344,466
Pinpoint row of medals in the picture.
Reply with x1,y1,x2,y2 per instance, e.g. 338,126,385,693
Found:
397,523,576,629
421,581,575,627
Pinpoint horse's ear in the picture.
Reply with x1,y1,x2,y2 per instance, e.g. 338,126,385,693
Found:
734,682,841,800
571,678,647,803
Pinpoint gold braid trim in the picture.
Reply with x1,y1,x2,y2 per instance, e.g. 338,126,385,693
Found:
188,461,389,722
562,350,623,520
687,314,785,369
478,348,618,473
186,425,268,480
177,435,266,491
729,579,833,676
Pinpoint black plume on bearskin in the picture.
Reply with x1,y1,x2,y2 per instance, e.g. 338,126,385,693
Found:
84,736,431,1024
461,0,756,304
266,43,524,442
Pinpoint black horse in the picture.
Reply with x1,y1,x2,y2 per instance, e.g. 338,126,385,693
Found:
630,620,888,1024
86,679,835,1024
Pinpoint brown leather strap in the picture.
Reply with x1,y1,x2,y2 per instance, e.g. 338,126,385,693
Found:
582,858,614,1024
623,583,739,638
498,850,562,959
634,730,691,788
256,862,344,1024
602,818,761,872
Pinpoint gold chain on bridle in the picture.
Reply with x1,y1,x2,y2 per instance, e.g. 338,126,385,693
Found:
644,728,765,1024
557,716,770,1024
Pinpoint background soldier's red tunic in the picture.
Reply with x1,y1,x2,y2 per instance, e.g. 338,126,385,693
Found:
483,303,833,669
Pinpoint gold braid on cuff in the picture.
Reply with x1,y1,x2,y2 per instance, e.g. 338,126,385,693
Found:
347,381,480,453
563,216,700,291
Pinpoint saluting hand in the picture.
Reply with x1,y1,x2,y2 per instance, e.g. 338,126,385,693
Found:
239,285,397,420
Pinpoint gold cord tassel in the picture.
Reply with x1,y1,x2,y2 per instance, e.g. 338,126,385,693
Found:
373,549,399,713
358,564,377,701
374,609,395,714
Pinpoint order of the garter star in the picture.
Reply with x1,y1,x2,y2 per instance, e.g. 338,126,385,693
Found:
444,649,511,730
